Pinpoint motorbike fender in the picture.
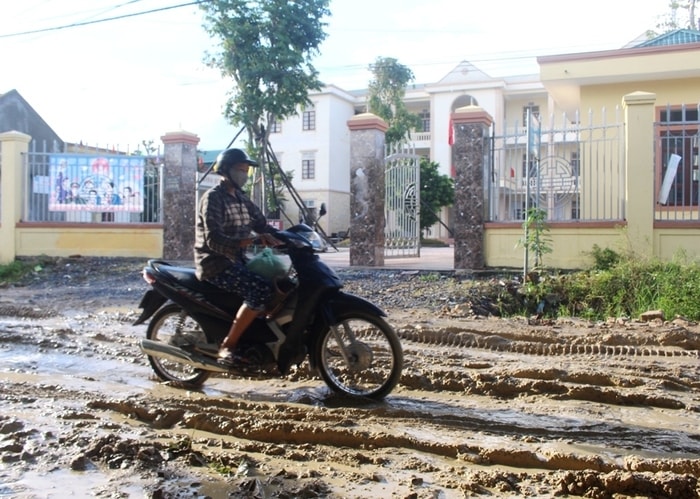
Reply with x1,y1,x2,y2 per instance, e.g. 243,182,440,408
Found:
325,292,387,319
133,289,168,325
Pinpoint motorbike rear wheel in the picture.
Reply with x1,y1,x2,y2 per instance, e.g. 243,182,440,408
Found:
314,311,403,400
146,303,211,388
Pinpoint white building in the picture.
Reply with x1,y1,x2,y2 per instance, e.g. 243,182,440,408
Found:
269,61,550,240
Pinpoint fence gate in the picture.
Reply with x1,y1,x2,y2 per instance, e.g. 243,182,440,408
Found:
384,141,420,258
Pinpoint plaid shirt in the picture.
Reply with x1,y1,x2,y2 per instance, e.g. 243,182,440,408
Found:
194,181,267,280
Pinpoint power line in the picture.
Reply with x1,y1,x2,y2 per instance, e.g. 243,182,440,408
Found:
0,0,212,39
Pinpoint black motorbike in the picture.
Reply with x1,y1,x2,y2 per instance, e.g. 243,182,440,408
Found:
133,224,403,400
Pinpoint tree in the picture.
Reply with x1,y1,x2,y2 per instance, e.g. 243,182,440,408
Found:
419,158,454,234
652,0,699,34
518,206,552,271
199,0,330,148
367,57,422,145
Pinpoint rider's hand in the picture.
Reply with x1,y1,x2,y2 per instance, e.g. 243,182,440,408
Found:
259,232,283,247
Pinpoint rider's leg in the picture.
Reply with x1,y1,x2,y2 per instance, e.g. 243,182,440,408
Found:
219,303,259,358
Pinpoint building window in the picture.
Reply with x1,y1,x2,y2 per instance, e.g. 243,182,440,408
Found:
521,153,536,177
269,116,281,133
522,104,540,127
302,105,316,131
301,152,315,180
571,196,580,220
420,109,430,132
570,149,580,176
657,105,699,206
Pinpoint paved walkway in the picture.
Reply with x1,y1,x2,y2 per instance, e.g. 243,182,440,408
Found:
317,246,455,271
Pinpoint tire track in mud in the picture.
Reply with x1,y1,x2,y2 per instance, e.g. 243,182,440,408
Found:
86,394,700,476
395,323,700,412
397,325,700,358
2,281,700,497
3,374,699,498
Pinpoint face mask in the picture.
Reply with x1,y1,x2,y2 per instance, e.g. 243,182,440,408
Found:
229,169,249,188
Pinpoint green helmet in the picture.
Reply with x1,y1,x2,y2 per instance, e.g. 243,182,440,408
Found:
212,148,259,174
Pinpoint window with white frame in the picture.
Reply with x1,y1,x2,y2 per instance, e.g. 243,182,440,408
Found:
521,153,536,177
522,103,540,127
571,195,580,220
269,116,281,133
657,105,699,206
302,105,316,131
570,149,580,177
420,109,430,132
301,152,316,180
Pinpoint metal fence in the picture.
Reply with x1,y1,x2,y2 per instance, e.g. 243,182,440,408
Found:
488,108,625,223
22,140,163,224
384,141,420,258
654,103,700,222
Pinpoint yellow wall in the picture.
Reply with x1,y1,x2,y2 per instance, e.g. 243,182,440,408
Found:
655,228,700,261
15,226,163,258
485,225,626,269
580,79,700,121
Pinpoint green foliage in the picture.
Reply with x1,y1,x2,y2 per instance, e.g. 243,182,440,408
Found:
0,260,35,283
517,207,552,269
367,57,422,145
200,0,330,147
588,244,621,271
513,255,700,321
418,272,441,282
419,158,454,232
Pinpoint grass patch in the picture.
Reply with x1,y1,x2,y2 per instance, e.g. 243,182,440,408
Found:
0,260,36,284
515,249,700,321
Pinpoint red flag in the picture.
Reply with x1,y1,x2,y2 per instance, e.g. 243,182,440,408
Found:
448,118,454,146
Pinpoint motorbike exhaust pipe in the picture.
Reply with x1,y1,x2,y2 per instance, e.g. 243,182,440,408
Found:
139,339,229,373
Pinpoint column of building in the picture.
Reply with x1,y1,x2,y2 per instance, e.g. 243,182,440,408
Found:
451,106,492,271
160,131,200,261
346,113,388,267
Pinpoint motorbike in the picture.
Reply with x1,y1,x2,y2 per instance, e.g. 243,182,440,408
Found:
133,224,403,400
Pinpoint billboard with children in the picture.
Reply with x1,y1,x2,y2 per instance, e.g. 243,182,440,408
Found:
49,154,145,213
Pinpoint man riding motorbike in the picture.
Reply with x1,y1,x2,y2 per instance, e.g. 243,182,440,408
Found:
193,147,279,367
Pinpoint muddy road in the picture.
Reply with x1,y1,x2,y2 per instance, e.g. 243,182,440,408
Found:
0,257,699,498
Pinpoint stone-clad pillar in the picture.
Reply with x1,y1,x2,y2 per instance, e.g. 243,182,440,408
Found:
160,130,200,260
347,113,388,267
451,106,493,270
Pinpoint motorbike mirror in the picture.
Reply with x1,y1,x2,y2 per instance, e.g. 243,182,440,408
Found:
319,202,327,218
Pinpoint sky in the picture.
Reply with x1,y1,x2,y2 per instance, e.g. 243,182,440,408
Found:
0,0,671,152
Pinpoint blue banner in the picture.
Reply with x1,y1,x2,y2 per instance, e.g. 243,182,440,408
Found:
49,154,145,213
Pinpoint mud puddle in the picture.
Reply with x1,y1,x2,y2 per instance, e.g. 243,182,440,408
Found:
1,282,699,497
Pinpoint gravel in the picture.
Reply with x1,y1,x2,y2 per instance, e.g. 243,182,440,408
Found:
6,255,512,317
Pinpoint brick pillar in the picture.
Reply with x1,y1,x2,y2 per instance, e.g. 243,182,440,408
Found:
0,131,31,264
347,113,388,266
622,91,656,259
451,105,493,271
160,130,200,260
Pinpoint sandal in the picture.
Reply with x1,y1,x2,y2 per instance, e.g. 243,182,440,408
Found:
217,347,254,368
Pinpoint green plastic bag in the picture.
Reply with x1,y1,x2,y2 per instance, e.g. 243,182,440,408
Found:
246,247,289,280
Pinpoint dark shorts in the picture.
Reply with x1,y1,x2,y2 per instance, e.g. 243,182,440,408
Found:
206,262,273,311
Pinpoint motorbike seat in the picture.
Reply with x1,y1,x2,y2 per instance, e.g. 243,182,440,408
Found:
149,260,225,294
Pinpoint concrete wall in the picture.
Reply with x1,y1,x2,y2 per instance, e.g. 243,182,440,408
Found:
0,130,171,264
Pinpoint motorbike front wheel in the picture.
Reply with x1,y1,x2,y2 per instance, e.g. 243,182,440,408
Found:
315,311,403,400
146,304,211,389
